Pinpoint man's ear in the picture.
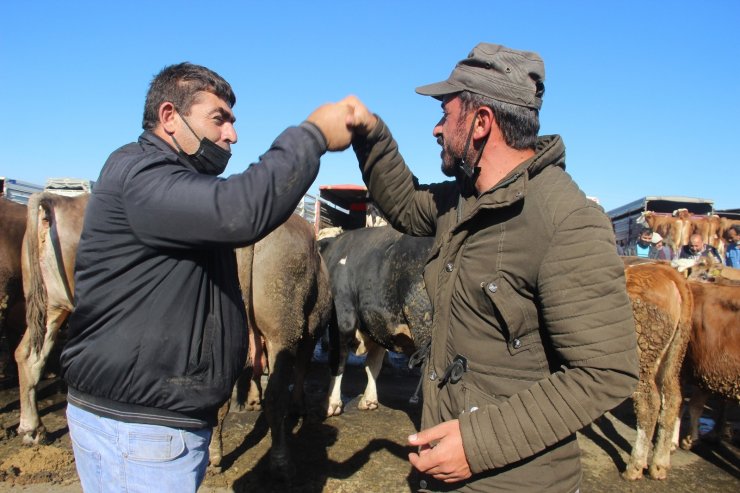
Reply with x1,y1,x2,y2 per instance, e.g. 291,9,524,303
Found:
474,106,495,141
159,102,178,134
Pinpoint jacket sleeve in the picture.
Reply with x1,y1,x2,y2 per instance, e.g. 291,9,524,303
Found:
122,123,326,249
459,204,639,473
352,117,447,237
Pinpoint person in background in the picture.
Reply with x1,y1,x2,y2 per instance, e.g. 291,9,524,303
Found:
678,233,722,263
60,62,356,493
345,43,637,493
623,227,660,259
724,224,740,268
651,232,673,260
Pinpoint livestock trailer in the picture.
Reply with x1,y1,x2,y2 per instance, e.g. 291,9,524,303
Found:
44,177,94,197
0,177,44,204
607,196,714,247
313,184,385,233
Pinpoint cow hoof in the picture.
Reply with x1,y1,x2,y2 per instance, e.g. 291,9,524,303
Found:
358,399,378,411
648,464,668,480
20,427,48,446
208,449,223,470
621,465,644,481
326,402,343,417
680,436,694,450
245,401,262,412
269,453,296,481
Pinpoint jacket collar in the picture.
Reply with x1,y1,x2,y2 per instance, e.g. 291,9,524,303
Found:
453,135,565,225
139,131,198,171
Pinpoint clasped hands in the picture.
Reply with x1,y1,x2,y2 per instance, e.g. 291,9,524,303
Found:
306,95,378,151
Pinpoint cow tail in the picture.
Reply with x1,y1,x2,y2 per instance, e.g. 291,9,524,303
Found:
676,276,694,364
238,245,257,364
24,193,48,354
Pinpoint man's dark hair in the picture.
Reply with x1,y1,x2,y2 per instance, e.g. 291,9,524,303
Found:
458,90,540,150
142,62,236,130
729,224,740,235
640,227,653,236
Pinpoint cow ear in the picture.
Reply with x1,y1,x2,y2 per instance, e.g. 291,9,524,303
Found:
159,102,178,134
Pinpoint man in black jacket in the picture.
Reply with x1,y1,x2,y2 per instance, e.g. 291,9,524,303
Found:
678,233,722,263
60,62,354,493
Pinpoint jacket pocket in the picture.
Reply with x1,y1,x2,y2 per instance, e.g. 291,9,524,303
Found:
188,312,217,376
460,360,545,414
481,276,539,348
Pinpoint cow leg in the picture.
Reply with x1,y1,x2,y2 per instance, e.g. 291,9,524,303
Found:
244,328,265,412
289,333,316,416
15,307,67,445
326,307,353,417
358,338,385,411
680,388,708,450
263,343,296,480
623,371,660,480
208,399,231,472
649,337,687,480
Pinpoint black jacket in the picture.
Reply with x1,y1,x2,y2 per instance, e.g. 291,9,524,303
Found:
61,125,326,428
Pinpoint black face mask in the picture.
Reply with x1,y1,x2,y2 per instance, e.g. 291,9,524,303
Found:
172,112,232,176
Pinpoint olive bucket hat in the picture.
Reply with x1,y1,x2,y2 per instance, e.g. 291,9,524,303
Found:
416,43,546,110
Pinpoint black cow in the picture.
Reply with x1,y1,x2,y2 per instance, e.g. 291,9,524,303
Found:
319,226,433,416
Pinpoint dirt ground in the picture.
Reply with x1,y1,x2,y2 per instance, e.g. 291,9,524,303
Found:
0,356,737,493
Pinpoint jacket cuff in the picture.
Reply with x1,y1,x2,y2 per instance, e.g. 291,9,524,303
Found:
353,113,386,147
299,121,328,154
459,407,506,474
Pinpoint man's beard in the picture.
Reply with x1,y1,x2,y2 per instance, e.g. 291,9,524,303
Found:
439,119,468,178
439,136,460,177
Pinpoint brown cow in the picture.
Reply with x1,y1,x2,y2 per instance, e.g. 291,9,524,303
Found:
642,212,686,252
688,214,721,252
679,279,740,450
0,198,27,373
622,261,693,481
15,192,88,444
208,214,333,479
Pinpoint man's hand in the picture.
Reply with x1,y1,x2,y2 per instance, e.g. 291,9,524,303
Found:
306,99,354,151
343,95,378,136
408,419,472,483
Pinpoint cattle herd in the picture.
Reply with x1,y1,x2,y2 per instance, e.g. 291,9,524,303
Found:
0,193,738,485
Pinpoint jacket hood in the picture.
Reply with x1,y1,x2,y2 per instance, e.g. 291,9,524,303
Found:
525,134,565,178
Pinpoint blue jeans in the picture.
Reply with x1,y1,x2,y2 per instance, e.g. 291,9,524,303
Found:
66,402,211,493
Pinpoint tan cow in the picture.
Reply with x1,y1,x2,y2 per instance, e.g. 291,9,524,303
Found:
17,196,330,479
690,214,722,251
622,261,693,481
15,192,88,443
641,212,685,252
0,198,27,372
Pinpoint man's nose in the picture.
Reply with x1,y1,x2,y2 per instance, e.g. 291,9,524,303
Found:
223,123,237,144
433,118,444,139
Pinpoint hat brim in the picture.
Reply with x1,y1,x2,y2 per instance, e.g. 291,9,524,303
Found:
415,80,464,100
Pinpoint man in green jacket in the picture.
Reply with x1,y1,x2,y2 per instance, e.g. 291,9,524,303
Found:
345,43,639,492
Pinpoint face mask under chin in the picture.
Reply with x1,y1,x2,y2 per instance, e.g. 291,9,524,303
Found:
172,110,232,176
182,137,231,176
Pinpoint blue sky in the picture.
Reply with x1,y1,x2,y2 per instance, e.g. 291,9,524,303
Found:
1,1,737,213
